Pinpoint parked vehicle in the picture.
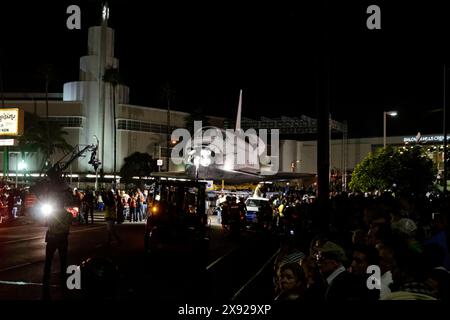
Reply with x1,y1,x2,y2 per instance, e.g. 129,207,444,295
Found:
144,180,210,268
244,197,270,223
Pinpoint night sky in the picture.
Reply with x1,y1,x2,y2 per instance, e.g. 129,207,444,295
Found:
0,0,449,138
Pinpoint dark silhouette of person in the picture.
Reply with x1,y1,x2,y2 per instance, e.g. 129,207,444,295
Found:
83,187,95,224
42,192,73,299
7,191,15,220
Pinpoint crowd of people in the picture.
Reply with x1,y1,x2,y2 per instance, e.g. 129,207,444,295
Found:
71,187,155,224
0,185,36,223
3,178,450,301
210,186,449,301
267,190,450,301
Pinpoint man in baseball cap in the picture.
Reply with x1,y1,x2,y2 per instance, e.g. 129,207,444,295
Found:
315,241,362,301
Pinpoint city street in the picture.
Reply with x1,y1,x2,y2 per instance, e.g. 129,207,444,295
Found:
0,213,279,300
2,1,450,307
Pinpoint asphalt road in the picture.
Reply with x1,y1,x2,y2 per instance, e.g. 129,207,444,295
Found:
0,214,280,301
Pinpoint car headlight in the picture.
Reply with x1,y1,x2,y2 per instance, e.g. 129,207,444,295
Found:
41,203,54,217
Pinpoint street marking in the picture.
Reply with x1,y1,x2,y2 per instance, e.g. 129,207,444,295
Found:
0,226,110,274
0,280,58,287
0,226,104,245
0,236,44,245
231,248,280,301
206,249,235,270
71,226,104,234
0,224,40,231
0,263,32,273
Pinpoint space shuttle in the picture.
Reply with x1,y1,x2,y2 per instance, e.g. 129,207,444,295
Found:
153,90,313,184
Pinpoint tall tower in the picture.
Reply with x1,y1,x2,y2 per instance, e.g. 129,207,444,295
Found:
63,3,129,173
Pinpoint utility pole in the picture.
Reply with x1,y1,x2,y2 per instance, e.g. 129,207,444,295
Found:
444,65,448,193
0,54,8,180
315,0,330,230
15,155,18,188
99,3,107,182
45,71,50,167
112,81,117,184
317,63,330,226
343,121,348,192
383,111,387,149
0,52,4,107
166,83,171,172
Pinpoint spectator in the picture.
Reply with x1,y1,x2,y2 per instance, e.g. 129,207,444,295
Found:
377,244,396,299
300,256,326,301
275,263,307,301
382,247,437,300
424,213,450,270
315,241,361,301
116,190,125,224
83,187,95,224
352,229,368,246
104,190,121,245
129,194,137,222
136,189,145,222
7,191,15,220
349,244,381,300
97,192,104,211
423,243,450,300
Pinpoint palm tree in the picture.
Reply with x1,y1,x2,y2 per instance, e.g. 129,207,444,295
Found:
18,112,73,173
119,152,157,188
0,48,5,108
0,49,6,179
103,66,121,181
37,63,58,166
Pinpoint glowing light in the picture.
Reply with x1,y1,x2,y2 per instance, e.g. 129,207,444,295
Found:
193,156,200,167
200,157,211,167
41,203,53,217
102,5,109,21
386,111,397,117
18,160,27,170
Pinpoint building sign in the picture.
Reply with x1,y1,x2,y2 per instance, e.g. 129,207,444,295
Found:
0,108,24,136
403,135,445,143
0,139,18,146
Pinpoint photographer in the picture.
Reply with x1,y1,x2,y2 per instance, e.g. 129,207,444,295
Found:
42,191,73,299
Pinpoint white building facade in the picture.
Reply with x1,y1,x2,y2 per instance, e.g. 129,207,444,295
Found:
1,18,224,177
1,15,445,184
280,134,446,175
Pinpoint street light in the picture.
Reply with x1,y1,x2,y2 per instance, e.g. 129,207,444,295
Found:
383,110,398,148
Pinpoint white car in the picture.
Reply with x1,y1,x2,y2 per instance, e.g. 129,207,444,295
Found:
244,197,270,222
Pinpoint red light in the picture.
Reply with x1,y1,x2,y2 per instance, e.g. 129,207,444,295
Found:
66,207,79,218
